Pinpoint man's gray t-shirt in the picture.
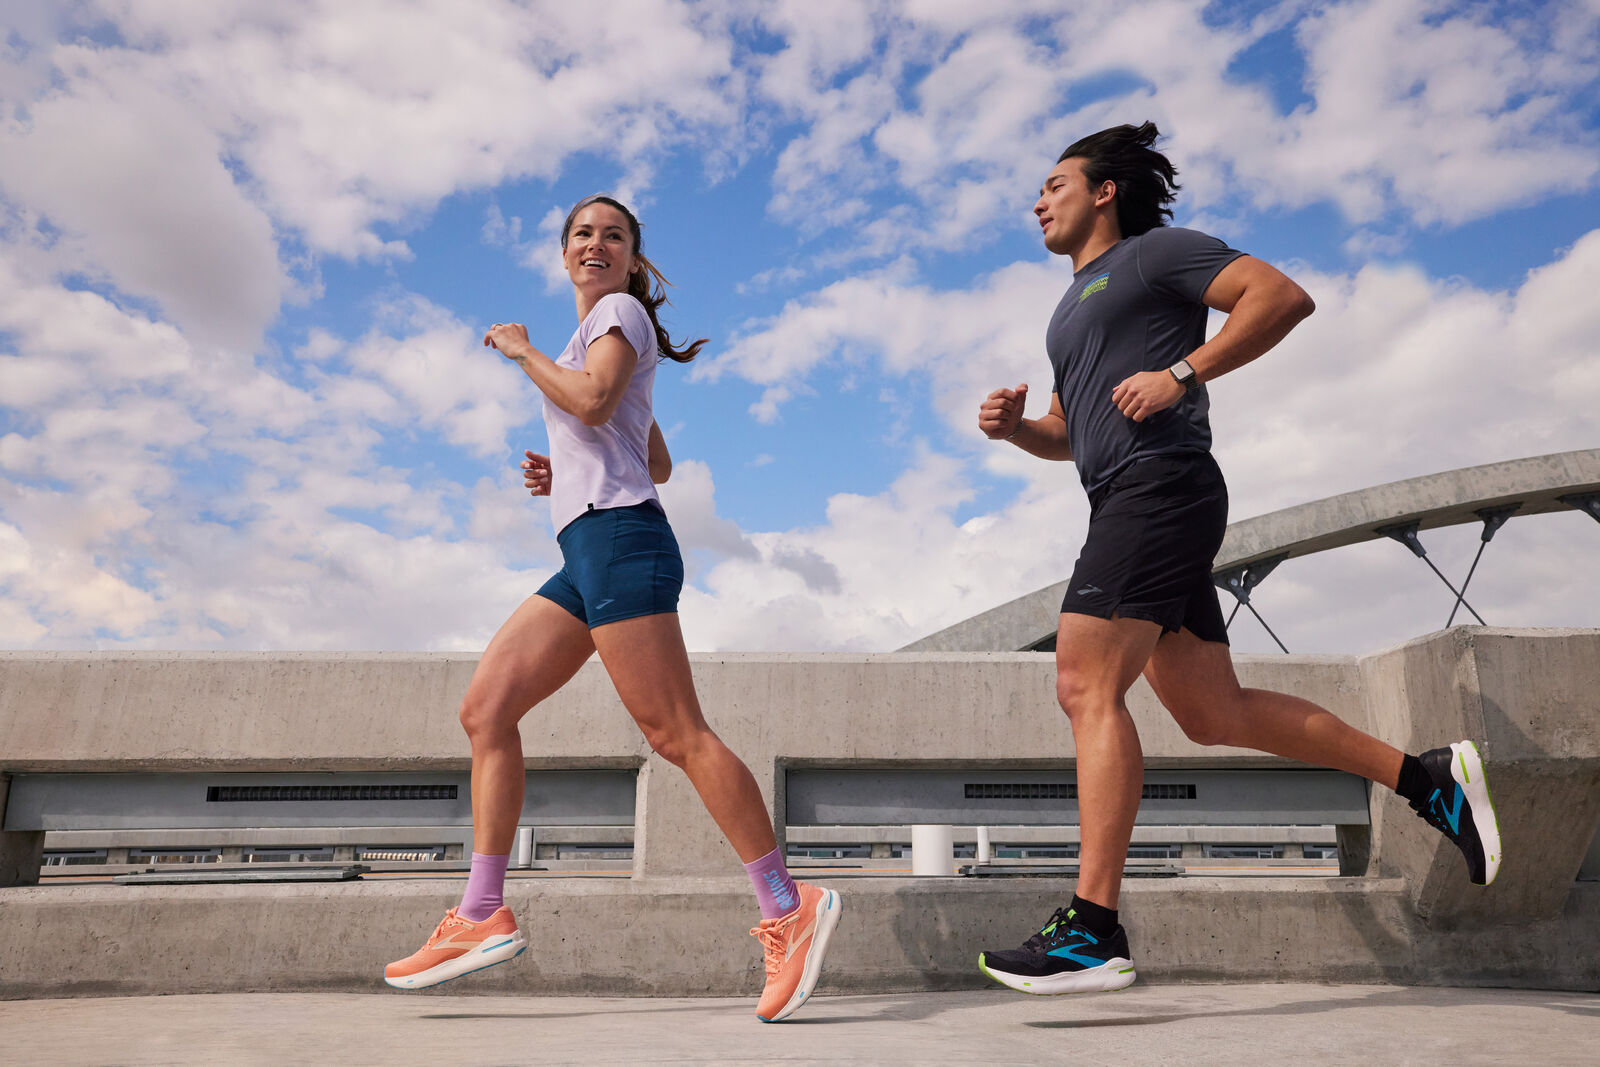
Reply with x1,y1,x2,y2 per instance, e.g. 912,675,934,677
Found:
1046,226,1244,495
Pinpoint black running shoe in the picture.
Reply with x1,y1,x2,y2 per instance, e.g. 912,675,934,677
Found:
1409,740,1503,886
978,907,1136,995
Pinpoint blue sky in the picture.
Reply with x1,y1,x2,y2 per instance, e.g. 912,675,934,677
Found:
0,0,1597,654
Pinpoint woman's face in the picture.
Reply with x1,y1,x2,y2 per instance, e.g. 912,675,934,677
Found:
563,203,638,297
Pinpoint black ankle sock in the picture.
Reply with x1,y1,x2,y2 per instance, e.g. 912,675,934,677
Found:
1068,894,1118,939
1395,753,1432,804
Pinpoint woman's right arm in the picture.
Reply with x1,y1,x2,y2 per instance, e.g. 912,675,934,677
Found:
486,323,636,427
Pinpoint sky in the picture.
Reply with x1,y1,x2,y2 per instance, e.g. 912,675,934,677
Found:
0,0,1596,656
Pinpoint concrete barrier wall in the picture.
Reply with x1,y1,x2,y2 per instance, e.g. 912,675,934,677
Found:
1,627,1596,996
0,648,1368,878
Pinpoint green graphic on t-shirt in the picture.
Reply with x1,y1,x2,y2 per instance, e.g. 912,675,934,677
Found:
1079,272,1110,301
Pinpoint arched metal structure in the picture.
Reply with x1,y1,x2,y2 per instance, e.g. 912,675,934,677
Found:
902,448,1600,653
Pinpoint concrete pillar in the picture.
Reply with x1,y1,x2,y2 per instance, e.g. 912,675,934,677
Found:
1336,822,1371,877
634,752,777,877
1362,629,1600,926
0,775,44,887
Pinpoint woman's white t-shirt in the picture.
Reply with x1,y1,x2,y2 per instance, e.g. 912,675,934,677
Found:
544,292,659,535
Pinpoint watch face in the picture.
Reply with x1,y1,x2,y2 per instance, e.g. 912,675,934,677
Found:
1172,360,1195,383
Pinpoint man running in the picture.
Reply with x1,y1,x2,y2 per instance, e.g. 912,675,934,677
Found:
975,121,1502,996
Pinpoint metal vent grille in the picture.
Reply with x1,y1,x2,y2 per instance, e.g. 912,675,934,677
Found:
965,783,1075,799
964,783,1196,801
206,785,458,803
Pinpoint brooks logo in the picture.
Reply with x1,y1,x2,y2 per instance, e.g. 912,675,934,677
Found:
1077,585,1103,596
764,870,797,912
1430,786,1465,835
1079,272,1110,301
594,598,615,611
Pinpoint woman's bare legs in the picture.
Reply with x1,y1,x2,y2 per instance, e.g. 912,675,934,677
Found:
458,593,596,855
590,611,779,862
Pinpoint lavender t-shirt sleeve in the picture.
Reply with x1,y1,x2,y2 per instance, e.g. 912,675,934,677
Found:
1136,226,1245,304
581,293,656,362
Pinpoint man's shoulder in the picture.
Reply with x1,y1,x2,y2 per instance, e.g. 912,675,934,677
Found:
1131,225,1227,252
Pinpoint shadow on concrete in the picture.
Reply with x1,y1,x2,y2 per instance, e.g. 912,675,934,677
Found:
420,991,965,1026
1024,983,1600,1029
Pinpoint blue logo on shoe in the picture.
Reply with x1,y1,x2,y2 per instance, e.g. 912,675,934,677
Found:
1429,786,1464,835
1046,940,1106,968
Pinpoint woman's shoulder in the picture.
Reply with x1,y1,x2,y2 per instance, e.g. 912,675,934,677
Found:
590,291,649,320
583,291,655,356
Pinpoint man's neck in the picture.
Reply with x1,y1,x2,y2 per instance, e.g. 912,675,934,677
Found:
1069,221,1124,272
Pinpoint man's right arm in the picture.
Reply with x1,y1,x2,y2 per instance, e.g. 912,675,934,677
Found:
979,386,1073,461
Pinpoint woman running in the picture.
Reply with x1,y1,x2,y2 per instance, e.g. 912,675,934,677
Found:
383,194,841,1022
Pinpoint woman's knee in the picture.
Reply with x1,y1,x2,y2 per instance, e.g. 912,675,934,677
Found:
639,720,716,768
458,687,521,745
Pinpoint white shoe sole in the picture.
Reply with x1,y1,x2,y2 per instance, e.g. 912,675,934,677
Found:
760,888,842,1022
979,953,1137,995
384,929,528,990
1451,740,1503,886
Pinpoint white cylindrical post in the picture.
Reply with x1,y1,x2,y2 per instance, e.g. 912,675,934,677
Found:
513,826,534,869
911,824,954,876
976,825,991,865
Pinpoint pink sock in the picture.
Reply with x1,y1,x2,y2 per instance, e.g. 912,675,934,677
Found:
458,852,510,922
744,847,799,920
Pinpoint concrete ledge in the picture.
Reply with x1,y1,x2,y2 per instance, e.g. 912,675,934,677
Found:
3,876,1595,1000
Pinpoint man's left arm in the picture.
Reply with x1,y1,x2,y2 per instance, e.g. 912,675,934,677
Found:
1111,255,1315,422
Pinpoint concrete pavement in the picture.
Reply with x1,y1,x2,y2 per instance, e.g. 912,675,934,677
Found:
2,985,1596,1066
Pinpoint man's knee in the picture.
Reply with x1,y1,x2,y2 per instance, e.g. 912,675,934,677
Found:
1160,687,1240,747
1172,705,1230,747
1056,670,1120,724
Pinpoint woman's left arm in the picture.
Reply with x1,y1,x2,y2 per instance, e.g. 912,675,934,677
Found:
647,420,672,484
485,323,635,427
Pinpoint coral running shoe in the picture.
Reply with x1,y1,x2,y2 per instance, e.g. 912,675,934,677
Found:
1409,740,1503,886
750,882,842,1022
384,906,526,990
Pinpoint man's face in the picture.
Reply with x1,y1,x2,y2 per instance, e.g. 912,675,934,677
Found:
1034,157,1106,257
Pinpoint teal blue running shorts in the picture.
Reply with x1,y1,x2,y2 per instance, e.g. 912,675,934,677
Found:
536,501,683,627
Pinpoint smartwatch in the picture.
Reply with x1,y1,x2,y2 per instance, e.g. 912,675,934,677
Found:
1169,359,1199,393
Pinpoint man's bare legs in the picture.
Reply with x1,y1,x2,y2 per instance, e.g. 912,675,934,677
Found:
1054,612,1163,910
1144,626,1404,790
1058,615,1408,910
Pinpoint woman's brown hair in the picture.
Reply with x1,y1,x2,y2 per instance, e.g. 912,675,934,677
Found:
560,195,707,363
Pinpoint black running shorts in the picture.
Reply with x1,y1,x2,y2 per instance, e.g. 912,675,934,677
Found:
1062,452,1230,644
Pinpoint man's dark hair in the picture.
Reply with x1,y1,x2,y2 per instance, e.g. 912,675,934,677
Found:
1058,121,1180,237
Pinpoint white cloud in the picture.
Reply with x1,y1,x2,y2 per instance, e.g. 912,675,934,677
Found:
90,0,744,257
0,62,285,350
1268,0,1600,226
340,295,539,461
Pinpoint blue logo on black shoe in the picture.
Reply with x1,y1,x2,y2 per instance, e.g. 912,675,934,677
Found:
1047,941,1107,967
1429,786,1464,835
